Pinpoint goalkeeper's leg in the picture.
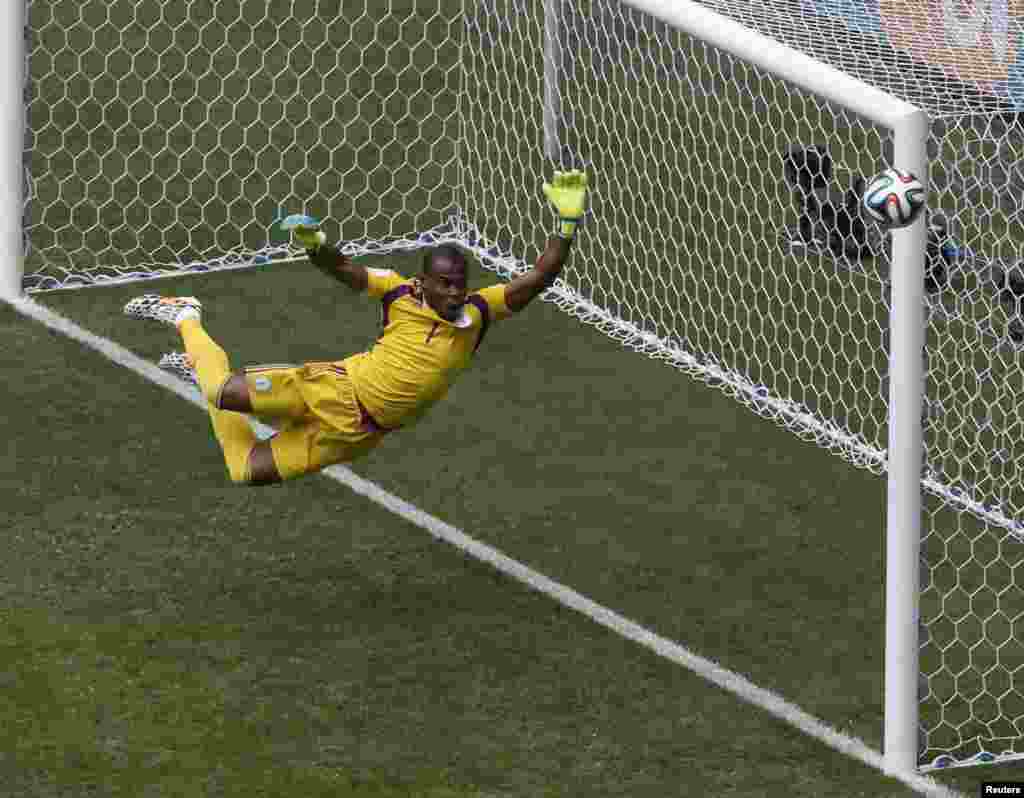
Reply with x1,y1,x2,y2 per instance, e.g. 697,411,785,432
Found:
177,318,282,485
177,322,385,484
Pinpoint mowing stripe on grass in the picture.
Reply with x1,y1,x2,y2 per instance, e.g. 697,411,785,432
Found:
7,293,966,798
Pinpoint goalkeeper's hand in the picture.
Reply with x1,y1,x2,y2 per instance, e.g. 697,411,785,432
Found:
543,170,589,239
279,213,327,251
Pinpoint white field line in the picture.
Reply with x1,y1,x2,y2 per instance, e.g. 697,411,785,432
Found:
7,294,967,798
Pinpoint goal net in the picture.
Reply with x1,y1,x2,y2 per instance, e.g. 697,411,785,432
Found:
677,0,1024,770
23,0,468,290
20,0,1024,771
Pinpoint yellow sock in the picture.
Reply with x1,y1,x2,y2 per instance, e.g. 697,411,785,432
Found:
178,318,255,483
207,406,257,484
178,318,232,406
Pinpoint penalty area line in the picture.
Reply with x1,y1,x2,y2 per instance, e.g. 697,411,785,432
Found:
7,294,966,798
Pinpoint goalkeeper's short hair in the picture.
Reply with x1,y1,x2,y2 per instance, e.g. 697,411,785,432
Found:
422,244,470,276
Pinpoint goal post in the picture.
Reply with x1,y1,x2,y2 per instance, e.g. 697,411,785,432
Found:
884,114,928,774
0,0,25,302
543,0,566,163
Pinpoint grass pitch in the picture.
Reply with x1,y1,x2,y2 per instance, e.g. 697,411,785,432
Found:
0,258,1007,796
8,0,1022,794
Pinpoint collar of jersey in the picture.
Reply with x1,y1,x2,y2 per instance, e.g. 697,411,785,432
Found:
409,294,473,328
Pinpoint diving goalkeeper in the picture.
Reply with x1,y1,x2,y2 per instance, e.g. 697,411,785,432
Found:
124,170,589,486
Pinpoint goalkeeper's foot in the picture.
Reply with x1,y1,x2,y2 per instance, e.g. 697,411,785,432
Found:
158,351,198,386
124,295,202,327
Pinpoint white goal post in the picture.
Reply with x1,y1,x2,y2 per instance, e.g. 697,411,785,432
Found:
0,0,25,301
6,0,1024,773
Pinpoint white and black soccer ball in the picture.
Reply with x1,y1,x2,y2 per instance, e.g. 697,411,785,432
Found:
862,168,926,228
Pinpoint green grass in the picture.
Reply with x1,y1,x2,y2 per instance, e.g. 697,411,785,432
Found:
0,258,1015,796
11,0,1024,792
1,609,480,797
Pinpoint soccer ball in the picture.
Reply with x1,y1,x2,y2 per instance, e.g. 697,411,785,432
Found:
862,167,926,228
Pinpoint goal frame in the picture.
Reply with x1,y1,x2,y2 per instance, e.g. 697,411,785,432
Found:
2,0,930,774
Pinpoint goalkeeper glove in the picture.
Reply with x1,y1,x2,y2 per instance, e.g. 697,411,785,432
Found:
543,170,589,240
279,213,327,251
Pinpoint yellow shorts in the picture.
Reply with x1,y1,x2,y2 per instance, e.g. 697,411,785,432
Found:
243,360,389,480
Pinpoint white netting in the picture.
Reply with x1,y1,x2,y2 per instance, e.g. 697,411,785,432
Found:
24,0,464,290
918,116,1024,769
683,0,1024,770
23,0,1024,770
459,0,1024,770
699,0,1024,117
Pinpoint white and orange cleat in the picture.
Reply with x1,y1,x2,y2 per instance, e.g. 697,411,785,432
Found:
157,352,198,386
124,295,202,327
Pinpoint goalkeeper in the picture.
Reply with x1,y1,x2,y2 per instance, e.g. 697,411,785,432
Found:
124,171,588,486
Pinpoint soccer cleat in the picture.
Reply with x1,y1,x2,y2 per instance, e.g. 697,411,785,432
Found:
124,294,202,327
158,352,198,386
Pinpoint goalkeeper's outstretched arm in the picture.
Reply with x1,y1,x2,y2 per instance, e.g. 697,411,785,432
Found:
505,236,573,312
306,242,368,292
505,170,589,313
281,217,368,292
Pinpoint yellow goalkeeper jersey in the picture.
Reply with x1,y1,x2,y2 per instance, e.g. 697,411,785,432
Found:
342,268,512,430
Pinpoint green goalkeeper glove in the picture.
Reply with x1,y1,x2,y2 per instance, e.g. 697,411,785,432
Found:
543,170,589,240
279,213,327,251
